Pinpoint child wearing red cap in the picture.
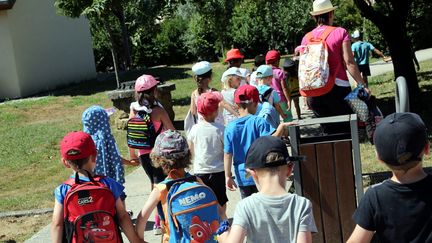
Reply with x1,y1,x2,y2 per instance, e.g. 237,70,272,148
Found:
187,92,228,220
51,131,142,243
224,85,294,199
129,74,175,234
225,48,251,85
266,50,293,122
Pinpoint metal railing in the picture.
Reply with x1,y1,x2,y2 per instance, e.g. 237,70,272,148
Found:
395,76,410,112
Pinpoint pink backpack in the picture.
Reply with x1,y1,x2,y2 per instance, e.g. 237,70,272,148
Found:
298,26,336,97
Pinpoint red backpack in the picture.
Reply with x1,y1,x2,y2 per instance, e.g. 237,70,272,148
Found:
63,172,122,243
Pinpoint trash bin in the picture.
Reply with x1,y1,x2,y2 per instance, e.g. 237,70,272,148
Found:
289,114,363,243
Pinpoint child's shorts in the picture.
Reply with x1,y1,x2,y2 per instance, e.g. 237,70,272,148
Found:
195,171,228,206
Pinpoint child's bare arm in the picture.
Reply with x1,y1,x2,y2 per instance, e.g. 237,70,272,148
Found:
297,231,313,243
136,187,161,240
272,122,296,137
115,198,143,243
188,141,195,159
347,225,374,243
281,79,291,109
220,100,239,117
190,91,197,116
159,108,175,130
274,103,287,119
224,153,237,191
51,201,64,243
217,225,247,243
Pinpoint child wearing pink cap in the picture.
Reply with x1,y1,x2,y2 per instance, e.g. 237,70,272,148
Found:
187,91,228,220
129,74,175,234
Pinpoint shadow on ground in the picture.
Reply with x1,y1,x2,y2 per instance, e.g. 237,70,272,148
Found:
35,66,191,97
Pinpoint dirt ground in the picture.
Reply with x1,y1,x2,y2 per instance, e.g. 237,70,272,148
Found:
0,214,51,243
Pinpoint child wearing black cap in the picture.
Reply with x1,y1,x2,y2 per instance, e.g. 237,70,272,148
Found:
218,136,317,243
348,112,432,243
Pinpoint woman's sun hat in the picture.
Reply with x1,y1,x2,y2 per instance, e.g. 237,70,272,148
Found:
310,0,338,16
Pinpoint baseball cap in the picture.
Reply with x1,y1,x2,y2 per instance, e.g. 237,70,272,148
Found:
225,49,244,62
152,130,189,160
283,58,296,68
265,50,281,64
197,92,222,117
234,84,260,104
256,65,273,78
221,67,244,82
351,30,360,39
60,131,96,160
192,61,212,76
246,136,302,170
374,112,428,166
135,75,159,92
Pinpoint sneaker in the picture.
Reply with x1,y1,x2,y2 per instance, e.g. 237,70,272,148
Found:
153,225,162,235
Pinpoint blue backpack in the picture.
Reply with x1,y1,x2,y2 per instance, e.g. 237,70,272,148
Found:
161,176,220,243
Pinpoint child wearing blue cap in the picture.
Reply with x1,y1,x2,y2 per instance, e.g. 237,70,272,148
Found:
255,65,287,121
190,61,238,126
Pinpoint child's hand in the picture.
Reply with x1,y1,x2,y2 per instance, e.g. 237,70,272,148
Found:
226,177,238,191
124,158,140,166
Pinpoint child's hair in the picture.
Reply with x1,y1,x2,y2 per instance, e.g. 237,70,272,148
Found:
222,75,237,90
65,150,91,170
386,160,422,173
150,151,191,174
135,85,158,108
255,152,286,176
195,70,212,95
254,54,265,70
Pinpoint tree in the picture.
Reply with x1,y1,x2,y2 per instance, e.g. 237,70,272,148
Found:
353,0,420,111
55,0,126,86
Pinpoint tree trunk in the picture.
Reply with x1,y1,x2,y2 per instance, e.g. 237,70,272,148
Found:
103,19,121,88
372,16,421,112
353,0,420,112
116,6,132,70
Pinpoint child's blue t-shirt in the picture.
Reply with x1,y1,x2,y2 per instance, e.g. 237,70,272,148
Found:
224,115,276,186
54,175,124,204
351,41,375,65
256,102,280,129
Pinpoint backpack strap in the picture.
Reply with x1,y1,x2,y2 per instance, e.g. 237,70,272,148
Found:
261,88,273,102
306,26,337,42
319,26,336,41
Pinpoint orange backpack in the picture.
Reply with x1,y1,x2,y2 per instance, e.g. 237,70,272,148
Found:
298,26,337,97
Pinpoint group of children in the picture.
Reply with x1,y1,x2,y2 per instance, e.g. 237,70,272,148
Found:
51,47,432,242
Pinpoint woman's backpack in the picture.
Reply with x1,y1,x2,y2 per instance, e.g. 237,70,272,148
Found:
298,26,337,97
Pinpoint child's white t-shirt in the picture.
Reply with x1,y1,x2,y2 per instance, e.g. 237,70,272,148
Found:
221,88,238,125
187,121,224,174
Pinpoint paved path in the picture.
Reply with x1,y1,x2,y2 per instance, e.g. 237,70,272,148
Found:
348,48,432,83
26,48,432,243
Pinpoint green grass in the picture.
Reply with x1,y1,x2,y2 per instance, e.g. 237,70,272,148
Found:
359,59,432,173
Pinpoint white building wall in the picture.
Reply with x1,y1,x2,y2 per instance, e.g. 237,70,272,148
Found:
0,11,20,98
1,0,96,99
